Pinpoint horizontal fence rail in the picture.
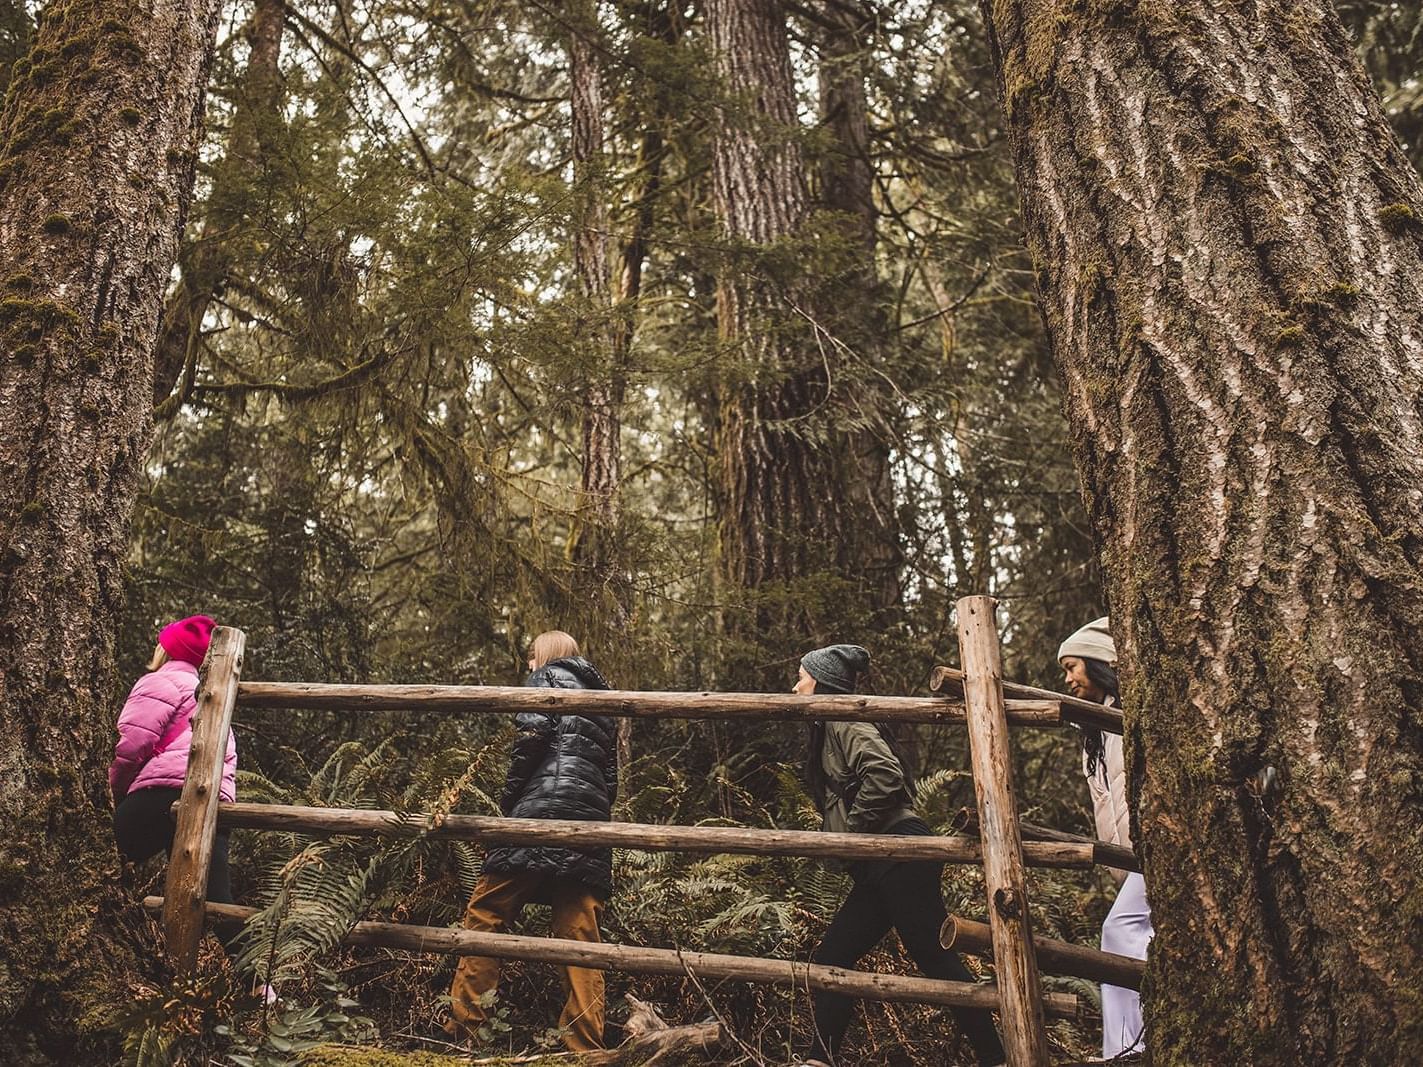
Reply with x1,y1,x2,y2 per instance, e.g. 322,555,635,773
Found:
236,682,1067,727
931,666,1123,734
199,801,1099,870
941,914,1144,990
950,807,1140,874
143,897,1079,1019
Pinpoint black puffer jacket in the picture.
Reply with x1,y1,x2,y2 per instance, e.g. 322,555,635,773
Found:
481,657,618,897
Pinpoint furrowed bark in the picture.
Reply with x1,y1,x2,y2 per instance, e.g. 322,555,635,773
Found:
977,2,1423,1062
0,0,222,1058
708,0,874,684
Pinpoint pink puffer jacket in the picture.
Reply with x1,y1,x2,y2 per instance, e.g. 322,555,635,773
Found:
109,659,237,802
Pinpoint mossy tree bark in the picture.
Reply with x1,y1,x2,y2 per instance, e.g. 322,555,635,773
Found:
708,0,889,685
0,0,222,1059
977,2,1423,1063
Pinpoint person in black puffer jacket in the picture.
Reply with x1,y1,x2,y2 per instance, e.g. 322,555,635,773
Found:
445,631,617,1053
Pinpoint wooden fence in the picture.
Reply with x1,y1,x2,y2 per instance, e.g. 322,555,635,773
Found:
151,595,1139,1067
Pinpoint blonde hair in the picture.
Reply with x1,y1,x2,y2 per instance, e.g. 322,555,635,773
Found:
147,644,169,671
528,630,579,670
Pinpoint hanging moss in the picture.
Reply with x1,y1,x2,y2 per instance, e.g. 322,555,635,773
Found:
118,107,141,127
1274,324,1307,348
41,213,72,235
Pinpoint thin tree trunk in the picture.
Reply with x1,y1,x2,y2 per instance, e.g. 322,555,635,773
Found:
816,4,903,619
569,2,629,768
570,4,621,555
152,0,285,412
978,2,1423,1062
0,0,222,1057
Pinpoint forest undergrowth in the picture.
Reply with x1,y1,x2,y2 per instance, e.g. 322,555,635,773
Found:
108,719,1114,1066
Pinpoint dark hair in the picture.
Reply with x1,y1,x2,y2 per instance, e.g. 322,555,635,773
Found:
805,720,918,813
1080,657,1120,778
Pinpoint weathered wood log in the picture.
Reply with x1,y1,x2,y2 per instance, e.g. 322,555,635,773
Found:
951,807,1140,874
941,914,1145,991
236,681,1063,726
957,597,1051,1067
931,665,1123,734
140,897,1079,1019
163,627,244,973
617,995,723,1065
198,801,1097,869
454,1002,721,1065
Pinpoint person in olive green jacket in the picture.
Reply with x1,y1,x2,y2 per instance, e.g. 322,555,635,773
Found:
794,644,1004,1067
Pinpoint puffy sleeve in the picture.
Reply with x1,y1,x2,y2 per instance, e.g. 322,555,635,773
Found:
109,673,182,801
500,711,557,815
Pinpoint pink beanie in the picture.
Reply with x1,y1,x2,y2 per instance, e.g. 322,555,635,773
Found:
158,615,217,666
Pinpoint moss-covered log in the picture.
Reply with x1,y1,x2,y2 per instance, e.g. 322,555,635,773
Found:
976,1,1423,1063
0,0,222,1060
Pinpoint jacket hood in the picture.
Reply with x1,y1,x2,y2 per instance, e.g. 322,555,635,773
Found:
526,656,611,691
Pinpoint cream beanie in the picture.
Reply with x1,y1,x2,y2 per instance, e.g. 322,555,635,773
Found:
1057,617,1116,666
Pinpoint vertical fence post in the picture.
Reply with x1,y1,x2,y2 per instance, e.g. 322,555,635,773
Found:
163,625,245,972
956,596,1050,1067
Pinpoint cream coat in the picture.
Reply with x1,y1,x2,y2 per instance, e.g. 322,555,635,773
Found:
1082,699,1131,884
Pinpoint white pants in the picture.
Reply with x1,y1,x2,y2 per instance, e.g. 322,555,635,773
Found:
1101,872,1152,1058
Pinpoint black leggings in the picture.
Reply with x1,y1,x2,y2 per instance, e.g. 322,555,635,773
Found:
808,860,1005,1065
114,786,235,921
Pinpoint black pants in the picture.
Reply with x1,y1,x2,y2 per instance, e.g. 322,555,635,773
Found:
114,786,237,947
808,860,1005,1065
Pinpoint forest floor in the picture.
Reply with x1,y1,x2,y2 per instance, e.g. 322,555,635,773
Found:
304,1046,574,1066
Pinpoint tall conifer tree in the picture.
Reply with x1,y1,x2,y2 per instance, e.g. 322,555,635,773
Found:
978,2,1423,1060
0,1,222,1055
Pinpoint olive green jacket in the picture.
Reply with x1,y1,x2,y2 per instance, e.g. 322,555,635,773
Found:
819,720,916,835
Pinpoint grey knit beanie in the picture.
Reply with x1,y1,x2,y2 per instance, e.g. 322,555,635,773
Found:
1057,617,1116,666
800,644,870,694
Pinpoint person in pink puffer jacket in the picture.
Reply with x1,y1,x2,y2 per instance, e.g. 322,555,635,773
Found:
111,615,237,910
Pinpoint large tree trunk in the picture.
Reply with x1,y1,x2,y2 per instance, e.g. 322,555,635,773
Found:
152,0,285,412
977,2,1423,1063
0,0,222,1058
815,4,903,620
707,0,870,685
